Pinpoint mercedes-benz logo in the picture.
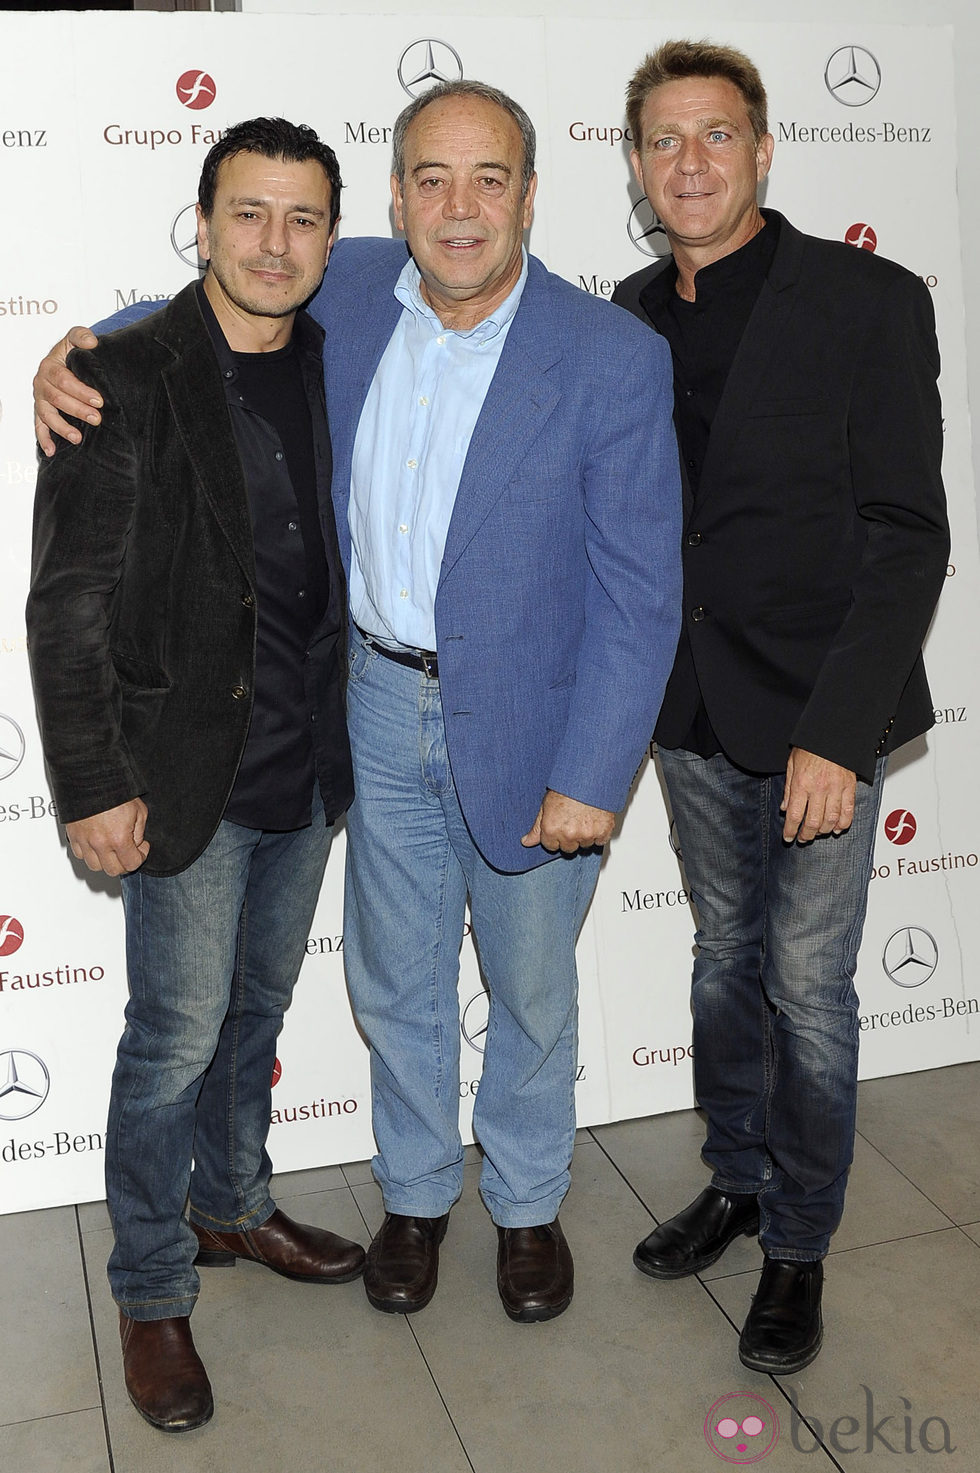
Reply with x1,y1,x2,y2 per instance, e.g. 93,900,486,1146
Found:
882,926,939,988
824,46,881,108
0,1050,50,1121
461,990,489,1053
170,202,203,270
0,713,26,782
628,198,671,257
397,39,464,99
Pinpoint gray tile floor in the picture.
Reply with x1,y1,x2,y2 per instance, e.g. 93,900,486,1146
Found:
3,1061,979,1472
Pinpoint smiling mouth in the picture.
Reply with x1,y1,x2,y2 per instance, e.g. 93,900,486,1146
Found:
438,237,486,248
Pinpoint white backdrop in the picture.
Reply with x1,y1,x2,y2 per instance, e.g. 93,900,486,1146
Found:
0,13,976,1214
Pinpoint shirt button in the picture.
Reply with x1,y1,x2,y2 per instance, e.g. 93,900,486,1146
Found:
399,589,408,599
298,590,306,600
437,335,446,346
288,521,298,531
231,685,247,699
419,395,429,407
223,369,234,380
691,606,706,623
241,592,254,608
687,532,702,547
407,458,417,470
685,388,694,397
686,458,697,469
275,451,284,462
399,524,408,534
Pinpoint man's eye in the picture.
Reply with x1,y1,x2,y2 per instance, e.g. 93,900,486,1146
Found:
708,130,730,143
653,136,676,150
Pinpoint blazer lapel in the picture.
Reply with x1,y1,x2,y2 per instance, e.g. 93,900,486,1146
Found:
697,213,808,497
155,288,255,583
440,261,562,577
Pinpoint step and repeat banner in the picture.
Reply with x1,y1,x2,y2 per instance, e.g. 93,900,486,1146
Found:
0,14,976,1212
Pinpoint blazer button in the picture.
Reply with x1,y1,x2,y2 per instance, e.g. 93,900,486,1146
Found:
241,593,254,608
691,606,707,623
686,532,702,547
231,685,247,700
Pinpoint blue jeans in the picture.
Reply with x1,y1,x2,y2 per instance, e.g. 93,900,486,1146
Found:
658,747,886,1260
344,628,601,1228
107,805,332,1320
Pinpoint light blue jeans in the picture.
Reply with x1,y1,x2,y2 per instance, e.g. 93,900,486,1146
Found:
658,746,886,1259
107,803,332,1319
344,627,602,1227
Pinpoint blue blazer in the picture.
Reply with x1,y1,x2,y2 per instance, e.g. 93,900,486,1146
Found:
309,238,682,873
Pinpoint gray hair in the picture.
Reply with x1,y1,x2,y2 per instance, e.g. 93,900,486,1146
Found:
391,79,537,198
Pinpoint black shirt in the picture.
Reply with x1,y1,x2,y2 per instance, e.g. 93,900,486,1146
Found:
641,217,780,759
197,282,338,830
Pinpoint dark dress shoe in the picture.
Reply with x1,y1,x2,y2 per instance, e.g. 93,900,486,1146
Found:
119,1312,213,1433
191,1207,365,1283
496,1219,573,1323
633,1186,760,1280
363,1212,450,1313
738,1256,824,1374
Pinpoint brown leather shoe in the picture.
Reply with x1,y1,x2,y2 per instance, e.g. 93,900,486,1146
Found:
363,1212,450,1313
119,1312,213,1433
496,1219,573,1323
191,1207,365,1283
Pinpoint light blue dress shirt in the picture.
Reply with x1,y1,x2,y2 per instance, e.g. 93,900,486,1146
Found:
348,250,528,652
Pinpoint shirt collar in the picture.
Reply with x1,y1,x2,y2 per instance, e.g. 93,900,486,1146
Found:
393,248,528,343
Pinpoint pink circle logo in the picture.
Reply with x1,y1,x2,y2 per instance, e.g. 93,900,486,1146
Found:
271,1057,282,1088
704,1393,779,1463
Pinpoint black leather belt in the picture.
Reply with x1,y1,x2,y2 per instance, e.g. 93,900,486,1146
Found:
356,626,438,680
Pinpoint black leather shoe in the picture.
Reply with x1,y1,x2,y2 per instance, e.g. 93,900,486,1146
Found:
191,1208,365,1283
119,1312,213,1433
738,1256,824,1374
363,1212,450,1313
633,1186,760,1279
496,1219,573,1323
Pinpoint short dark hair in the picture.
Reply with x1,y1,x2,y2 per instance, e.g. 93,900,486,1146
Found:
198,117,343,231
391,80,536,199
626,40,769,149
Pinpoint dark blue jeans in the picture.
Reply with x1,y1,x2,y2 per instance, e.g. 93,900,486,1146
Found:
107,805,332,1320
658,747,886,1260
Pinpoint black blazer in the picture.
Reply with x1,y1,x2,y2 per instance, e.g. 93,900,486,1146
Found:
27,284,352,874
613,212,950,781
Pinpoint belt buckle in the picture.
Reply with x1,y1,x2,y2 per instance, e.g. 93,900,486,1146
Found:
420,650,438,681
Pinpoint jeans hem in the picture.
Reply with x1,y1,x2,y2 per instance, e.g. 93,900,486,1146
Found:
481,1193,567,1228
114,1295,198,1321
187,1197,276,1232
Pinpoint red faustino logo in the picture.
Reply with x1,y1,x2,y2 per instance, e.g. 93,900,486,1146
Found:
845,223,877,251
0,916,24,957
271,1057,282,1087
884,809,917,845
176,71,216,111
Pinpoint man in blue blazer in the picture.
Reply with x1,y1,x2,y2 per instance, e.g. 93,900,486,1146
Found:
35,80,681,1324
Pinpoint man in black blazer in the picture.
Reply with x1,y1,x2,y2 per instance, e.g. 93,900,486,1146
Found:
614,41,948,1373
26,120,364,1432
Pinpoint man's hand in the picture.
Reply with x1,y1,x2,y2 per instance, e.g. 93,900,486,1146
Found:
33,327,102,457
781,747,856,843
521,790,616,854
66,799,149,876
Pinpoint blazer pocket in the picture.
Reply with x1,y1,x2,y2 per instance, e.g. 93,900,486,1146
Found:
110,649,172,691
746,396,834,418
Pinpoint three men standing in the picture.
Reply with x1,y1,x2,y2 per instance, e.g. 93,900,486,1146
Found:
615,41,948,1372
